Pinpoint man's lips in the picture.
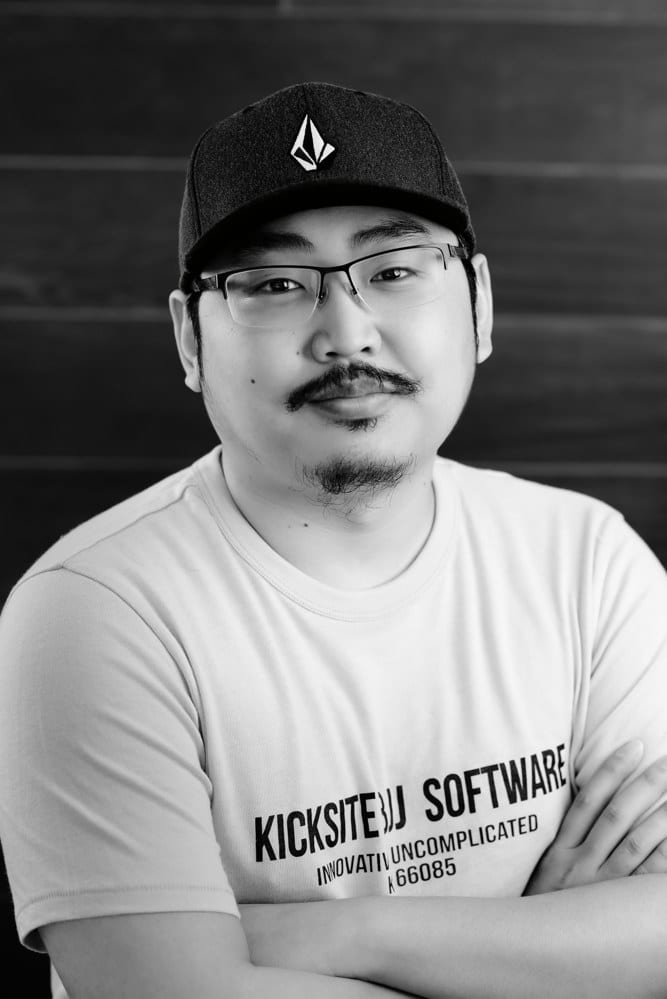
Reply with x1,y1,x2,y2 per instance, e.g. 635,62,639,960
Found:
307,377,395,403
285,365,421,412
308,393,395,419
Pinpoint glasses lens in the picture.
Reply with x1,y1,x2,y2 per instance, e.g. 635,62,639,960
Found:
351,246,446,313
226,267,319,328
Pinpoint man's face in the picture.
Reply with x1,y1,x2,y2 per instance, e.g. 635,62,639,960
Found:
171,204,492,500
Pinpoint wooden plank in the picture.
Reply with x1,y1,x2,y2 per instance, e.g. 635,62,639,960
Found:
2,465,665,607
455,172,667,316
2,169,667,316
8,0,667,24
445,314,667,464
5,1,277,10
290,0,667,22
0,317,219,458
2,15,667,165
0,169,184,309
3,0,664,16
2,314,666,461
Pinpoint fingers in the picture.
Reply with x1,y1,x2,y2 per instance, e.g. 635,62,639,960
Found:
556,740,645,848
587,754,667,865
634,829,667,876
604,800,667,877
524,744,667,895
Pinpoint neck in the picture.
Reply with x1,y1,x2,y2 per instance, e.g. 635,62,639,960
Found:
220,452,438,589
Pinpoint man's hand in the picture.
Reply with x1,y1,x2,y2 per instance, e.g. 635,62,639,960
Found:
524,739,667,895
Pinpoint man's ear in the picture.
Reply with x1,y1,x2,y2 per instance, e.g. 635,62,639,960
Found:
169,290,202,393
471,253,493,364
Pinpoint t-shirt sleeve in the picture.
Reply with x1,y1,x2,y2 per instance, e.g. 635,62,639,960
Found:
573,509,667,794
0,568,239,953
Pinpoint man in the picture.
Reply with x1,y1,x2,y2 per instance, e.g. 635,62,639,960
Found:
1,82,667,998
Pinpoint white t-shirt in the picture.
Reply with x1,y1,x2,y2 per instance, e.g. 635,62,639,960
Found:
1,448,666,987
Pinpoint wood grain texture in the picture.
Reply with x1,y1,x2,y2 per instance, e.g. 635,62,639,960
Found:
3,168,667,316
8,0,667,23
4,0,278,10
290,0,667,22
446,314,667,463
0,317,218,458
2,14,667,165
2,315,665,461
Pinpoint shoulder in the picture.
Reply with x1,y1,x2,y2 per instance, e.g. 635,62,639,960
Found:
6,447,224,600
0,453,233,744
434,457,661,584
436,456,625,533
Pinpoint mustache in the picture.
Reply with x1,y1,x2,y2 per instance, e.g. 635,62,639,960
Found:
285,362,422,412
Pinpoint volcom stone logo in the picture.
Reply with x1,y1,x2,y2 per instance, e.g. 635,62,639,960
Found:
290,115,336,172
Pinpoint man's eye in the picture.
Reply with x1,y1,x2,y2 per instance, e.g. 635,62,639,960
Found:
254,277,302,295
371,267,412,283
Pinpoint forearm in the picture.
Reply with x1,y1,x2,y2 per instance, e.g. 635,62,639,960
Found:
43,909,417,999
342,876,667,999
240,965,416,998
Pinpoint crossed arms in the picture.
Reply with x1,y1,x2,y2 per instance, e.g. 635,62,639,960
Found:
43,741,667,999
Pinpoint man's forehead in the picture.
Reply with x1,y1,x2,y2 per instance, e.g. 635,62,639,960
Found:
254,205,453,246
202,206,455,272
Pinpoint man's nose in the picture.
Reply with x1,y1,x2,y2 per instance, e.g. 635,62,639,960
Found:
308,273,382,361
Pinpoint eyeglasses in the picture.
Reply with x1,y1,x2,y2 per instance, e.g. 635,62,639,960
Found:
191,243,467,329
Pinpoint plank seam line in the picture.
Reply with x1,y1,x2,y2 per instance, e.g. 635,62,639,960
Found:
3,156,667,181
4,2,667,25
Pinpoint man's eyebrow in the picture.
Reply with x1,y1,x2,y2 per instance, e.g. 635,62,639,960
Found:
226,229,315,263
351,216,432,248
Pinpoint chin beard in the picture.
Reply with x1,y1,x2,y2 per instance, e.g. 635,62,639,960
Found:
299,454,416,514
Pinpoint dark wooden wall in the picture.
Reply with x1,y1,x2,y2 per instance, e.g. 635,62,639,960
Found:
2,0,666,991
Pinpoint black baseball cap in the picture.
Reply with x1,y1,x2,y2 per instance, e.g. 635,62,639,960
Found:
178,81,475,291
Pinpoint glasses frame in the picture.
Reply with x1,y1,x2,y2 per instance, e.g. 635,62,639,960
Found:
190,242,468,303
